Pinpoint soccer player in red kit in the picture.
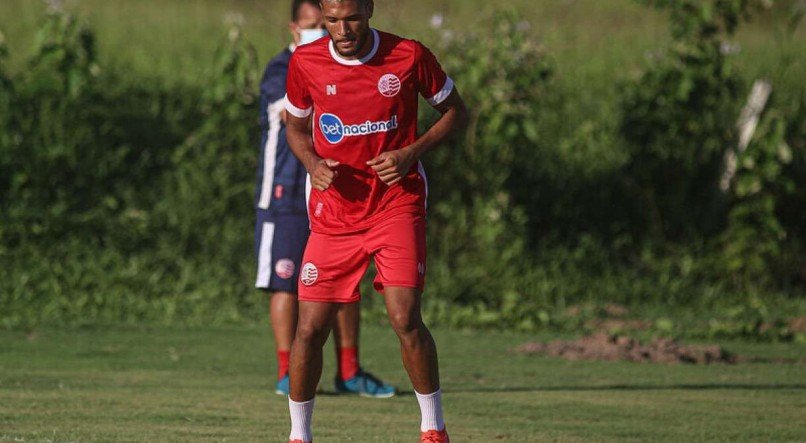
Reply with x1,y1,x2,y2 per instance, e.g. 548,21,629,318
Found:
283,0,468,441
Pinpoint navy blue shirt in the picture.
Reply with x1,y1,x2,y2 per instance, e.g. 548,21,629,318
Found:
255,48,308,215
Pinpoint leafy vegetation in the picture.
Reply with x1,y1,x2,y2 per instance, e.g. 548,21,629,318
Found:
0,1,803,338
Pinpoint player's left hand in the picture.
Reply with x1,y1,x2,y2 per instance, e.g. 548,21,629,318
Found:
367,148,416,186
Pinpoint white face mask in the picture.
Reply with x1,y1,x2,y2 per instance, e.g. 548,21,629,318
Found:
300,28,327,45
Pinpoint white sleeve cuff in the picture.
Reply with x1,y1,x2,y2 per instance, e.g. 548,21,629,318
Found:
284,94,312,118
426,77,454,107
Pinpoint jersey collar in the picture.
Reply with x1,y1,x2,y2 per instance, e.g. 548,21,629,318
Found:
328,28,380,66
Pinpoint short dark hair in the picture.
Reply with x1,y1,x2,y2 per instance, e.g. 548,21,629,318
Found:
291,0,321,21
318,0,371,10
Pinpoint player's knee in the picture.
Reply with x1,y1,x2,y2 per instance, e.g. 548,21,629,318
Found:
295,322,330,347
388,310,422,337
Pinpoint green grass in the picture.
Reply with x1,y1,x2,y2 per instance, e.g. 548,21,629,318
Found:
0,0,802,93
1,325,804,441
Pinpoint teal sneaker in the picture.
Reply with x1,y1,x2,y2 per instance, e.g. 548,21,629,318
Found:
275,374,290,396
334,369,396,398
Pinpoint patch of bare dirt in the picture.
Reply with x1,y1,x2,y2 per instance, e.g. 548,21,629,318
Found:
564,305,584,317
789,317,806,333
515,333,738,364
585,318,653,332
603,303,630,317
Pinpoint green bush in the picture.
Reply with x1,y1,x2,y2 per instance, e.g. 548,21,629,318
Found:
1,8,101,243
154,22,258,262
422,11,551,310
776,93,806,287
0,9,201,249
619,0,763,239
0,240,259,330
721,108,796,285
0,6,803,336
0,29,13,217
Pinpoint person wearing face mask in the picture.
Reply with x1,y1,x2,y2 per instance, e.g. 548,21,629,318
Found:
254,0,396,399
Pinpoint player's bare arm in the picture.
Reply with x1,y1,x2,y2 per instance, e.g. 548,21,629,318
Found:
286,113,340,191
367,88,468,185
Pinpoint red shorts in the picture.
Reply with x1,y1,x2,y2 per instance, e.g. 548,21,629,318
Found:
298,212,426,303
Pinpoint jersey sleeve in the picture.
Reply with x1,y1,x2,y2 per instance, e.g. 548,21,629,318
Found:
284,53,313,118
414,41,454,107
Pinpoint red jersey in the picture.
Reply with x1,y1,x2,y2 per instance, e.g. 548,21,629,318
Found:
284,29,454,234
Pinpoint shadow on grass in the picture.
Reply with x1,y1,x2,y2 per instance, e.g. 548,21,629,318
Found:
315,381,806,397
440,384,806,394
316,390,415,397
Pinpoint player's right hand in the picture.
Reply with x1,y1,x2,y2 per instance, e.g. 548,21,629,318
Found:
310,158,340,191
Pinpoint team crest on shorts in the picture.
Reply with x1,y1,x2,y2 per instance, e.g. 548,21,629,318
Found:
378,74,401,97
300,262,319,286
275,259,295,280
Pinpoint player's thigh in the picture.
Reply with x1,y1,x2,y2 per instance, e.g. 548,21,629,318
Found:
368,212,427,293
298,230,370,303
296,301,341,344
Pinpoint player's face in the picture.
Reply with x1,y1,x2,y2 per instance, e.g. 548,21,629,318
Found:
320,0,374,59
289,3,325,46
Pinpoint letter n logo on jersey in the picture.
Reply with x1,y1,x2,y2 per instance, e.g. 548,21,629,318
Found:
327,85,337,96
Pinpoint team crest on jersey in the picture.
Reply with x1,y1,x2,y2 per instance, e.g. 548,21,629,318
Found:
378,74,401,97
300,262,319,286
275,259,295,279
319,113,398,144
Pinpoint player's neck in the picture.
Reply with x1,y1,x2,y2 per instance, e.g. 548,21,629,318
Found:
344,28,375,61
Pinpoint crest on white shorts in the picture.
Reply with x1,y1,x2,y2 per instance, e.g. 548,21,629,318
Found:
275,259,295,280
378,74,401,97
300,262,319,286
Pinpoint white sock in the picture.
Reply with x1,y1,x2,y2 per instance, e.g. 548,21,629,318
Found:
288,397,315,442
415,389,445,432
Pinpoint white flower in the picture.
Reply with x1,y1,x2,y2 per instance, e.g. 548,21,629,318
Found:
720,41,742,56
430,13,444,29
45,0,64,13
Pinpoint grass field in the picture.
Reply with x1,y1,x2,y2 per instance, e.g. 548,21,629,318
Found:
0,0,802,93
1,325,804,442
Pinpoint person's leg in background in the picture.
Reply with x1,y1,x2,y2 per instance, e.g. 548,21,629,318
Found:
333,303,396,397
270,291,298,393
256,213,308,394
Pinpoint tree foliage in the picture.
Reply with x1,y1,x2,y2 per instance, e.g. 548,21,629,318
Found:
0,5,802,333
620,0,770,239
